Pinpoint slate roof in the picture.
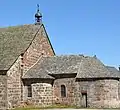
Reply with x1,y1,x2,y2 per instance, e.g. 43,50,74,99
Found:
23,55,120,79
106,66,120,76
1,24,119,79
0,24,41,70
76,57,120,78
23,69,55,79
23,55,83,78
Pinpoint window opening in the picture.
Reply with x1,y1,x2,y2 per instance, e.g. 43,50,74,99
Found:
61,85,66,97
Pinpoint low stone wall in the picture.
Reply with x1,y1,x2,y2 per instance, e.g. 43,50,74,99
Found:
88,79,120,108
31,83,53,107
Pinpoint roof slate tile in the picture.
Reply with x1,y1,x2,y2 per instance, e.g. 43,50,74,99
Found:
23,55,120,79
0,24,41,70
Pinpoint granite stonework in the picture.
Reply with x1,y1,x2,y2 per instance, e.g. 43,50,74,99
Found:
32,83,53,107
1,23,120,109
22,25,55,75
75,79,120,108
53,77,78,106
7,56,22,109
75,80,90,107
118,80,120,100
0,24,55,109
0,74,7,110
22,79,53,102
88,79,120,108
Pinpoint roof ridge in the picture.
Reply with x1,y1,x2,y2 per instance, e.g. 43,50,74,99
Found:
0,24,36,29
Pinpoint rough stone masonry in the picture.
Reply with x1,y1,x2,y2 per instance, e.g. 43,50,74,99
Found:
0,19,120,110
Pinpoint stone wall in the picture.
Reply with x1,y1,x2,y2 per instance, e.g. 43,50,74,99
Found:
53,78,77,106
76,80,90,107
88,79,120,108
23,79,53,102
23,25,55,75
31,83,53,107
118,80,120,99
7,56,22,109
76,79,120,108
0,73,7,110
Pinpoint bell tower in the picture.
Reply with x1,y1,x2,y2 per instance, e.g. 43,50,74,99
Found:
35,4,42,25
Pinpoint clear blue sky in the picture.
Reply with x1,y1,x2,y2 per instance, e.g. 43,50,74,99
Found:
0,0,120,68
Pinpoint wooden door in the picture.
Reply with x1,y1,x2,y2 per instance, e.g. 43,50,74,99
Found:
81,93,87,107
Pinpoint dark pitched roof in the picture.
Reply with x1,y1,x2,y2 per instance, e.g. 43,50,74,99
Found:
23,69,55,79
23,55,83,79
106,66,120,76
40,55,83,74
76,57,120,78
0,24,41,70
0,24,55,70
23,55,120,79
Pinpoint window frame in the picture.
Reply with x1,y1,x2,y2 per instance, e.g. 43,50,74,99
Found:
61,85,66,97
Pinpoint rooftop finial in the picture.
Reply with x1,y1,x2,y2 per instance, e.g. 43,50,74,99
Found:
35,4,42,25
37,4,39,12
93,55,97,58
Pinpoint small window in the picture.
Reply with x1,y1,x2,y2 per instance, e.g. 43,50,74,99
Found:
61,85,66,97
28,85,32,97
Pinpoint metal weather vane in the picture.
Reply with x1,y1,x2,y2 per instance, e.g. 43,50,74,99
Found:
37,4,39,12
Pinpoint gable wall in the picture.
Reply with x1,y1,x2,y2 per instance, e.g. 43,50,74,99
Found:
6,24,55,109
7,56,22,109
23,25,55,75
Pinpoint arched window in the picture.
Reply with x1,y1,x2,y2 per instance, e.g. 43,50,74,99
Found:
61,85,66,97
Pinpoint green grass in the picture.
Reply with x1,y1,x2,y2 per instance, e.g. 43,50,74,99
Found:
11,104,80,110
12,104,120,110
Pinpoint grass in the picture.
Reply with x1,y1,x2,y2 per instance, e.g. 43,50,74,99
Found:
11,104,80,110
11,104,120,110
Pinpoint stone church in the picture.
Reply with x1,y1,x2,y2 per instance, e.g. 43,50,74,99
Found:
0,5,120,109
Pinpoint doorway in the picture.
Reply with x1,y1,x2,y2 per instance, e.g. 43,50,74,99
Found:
81,92,87,107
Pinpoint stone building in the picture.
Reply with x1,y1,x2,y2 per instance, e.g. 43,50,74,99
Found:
0,6,120,109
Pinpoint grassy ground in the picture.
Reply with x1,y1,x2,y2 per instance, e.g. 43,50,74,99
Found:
11,108,120,110
11,104,80,110
11,107,120,110
11,105,120,110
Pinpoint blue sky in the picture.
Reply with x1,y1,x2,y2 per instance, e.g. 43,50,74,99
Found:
0,0,120,68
